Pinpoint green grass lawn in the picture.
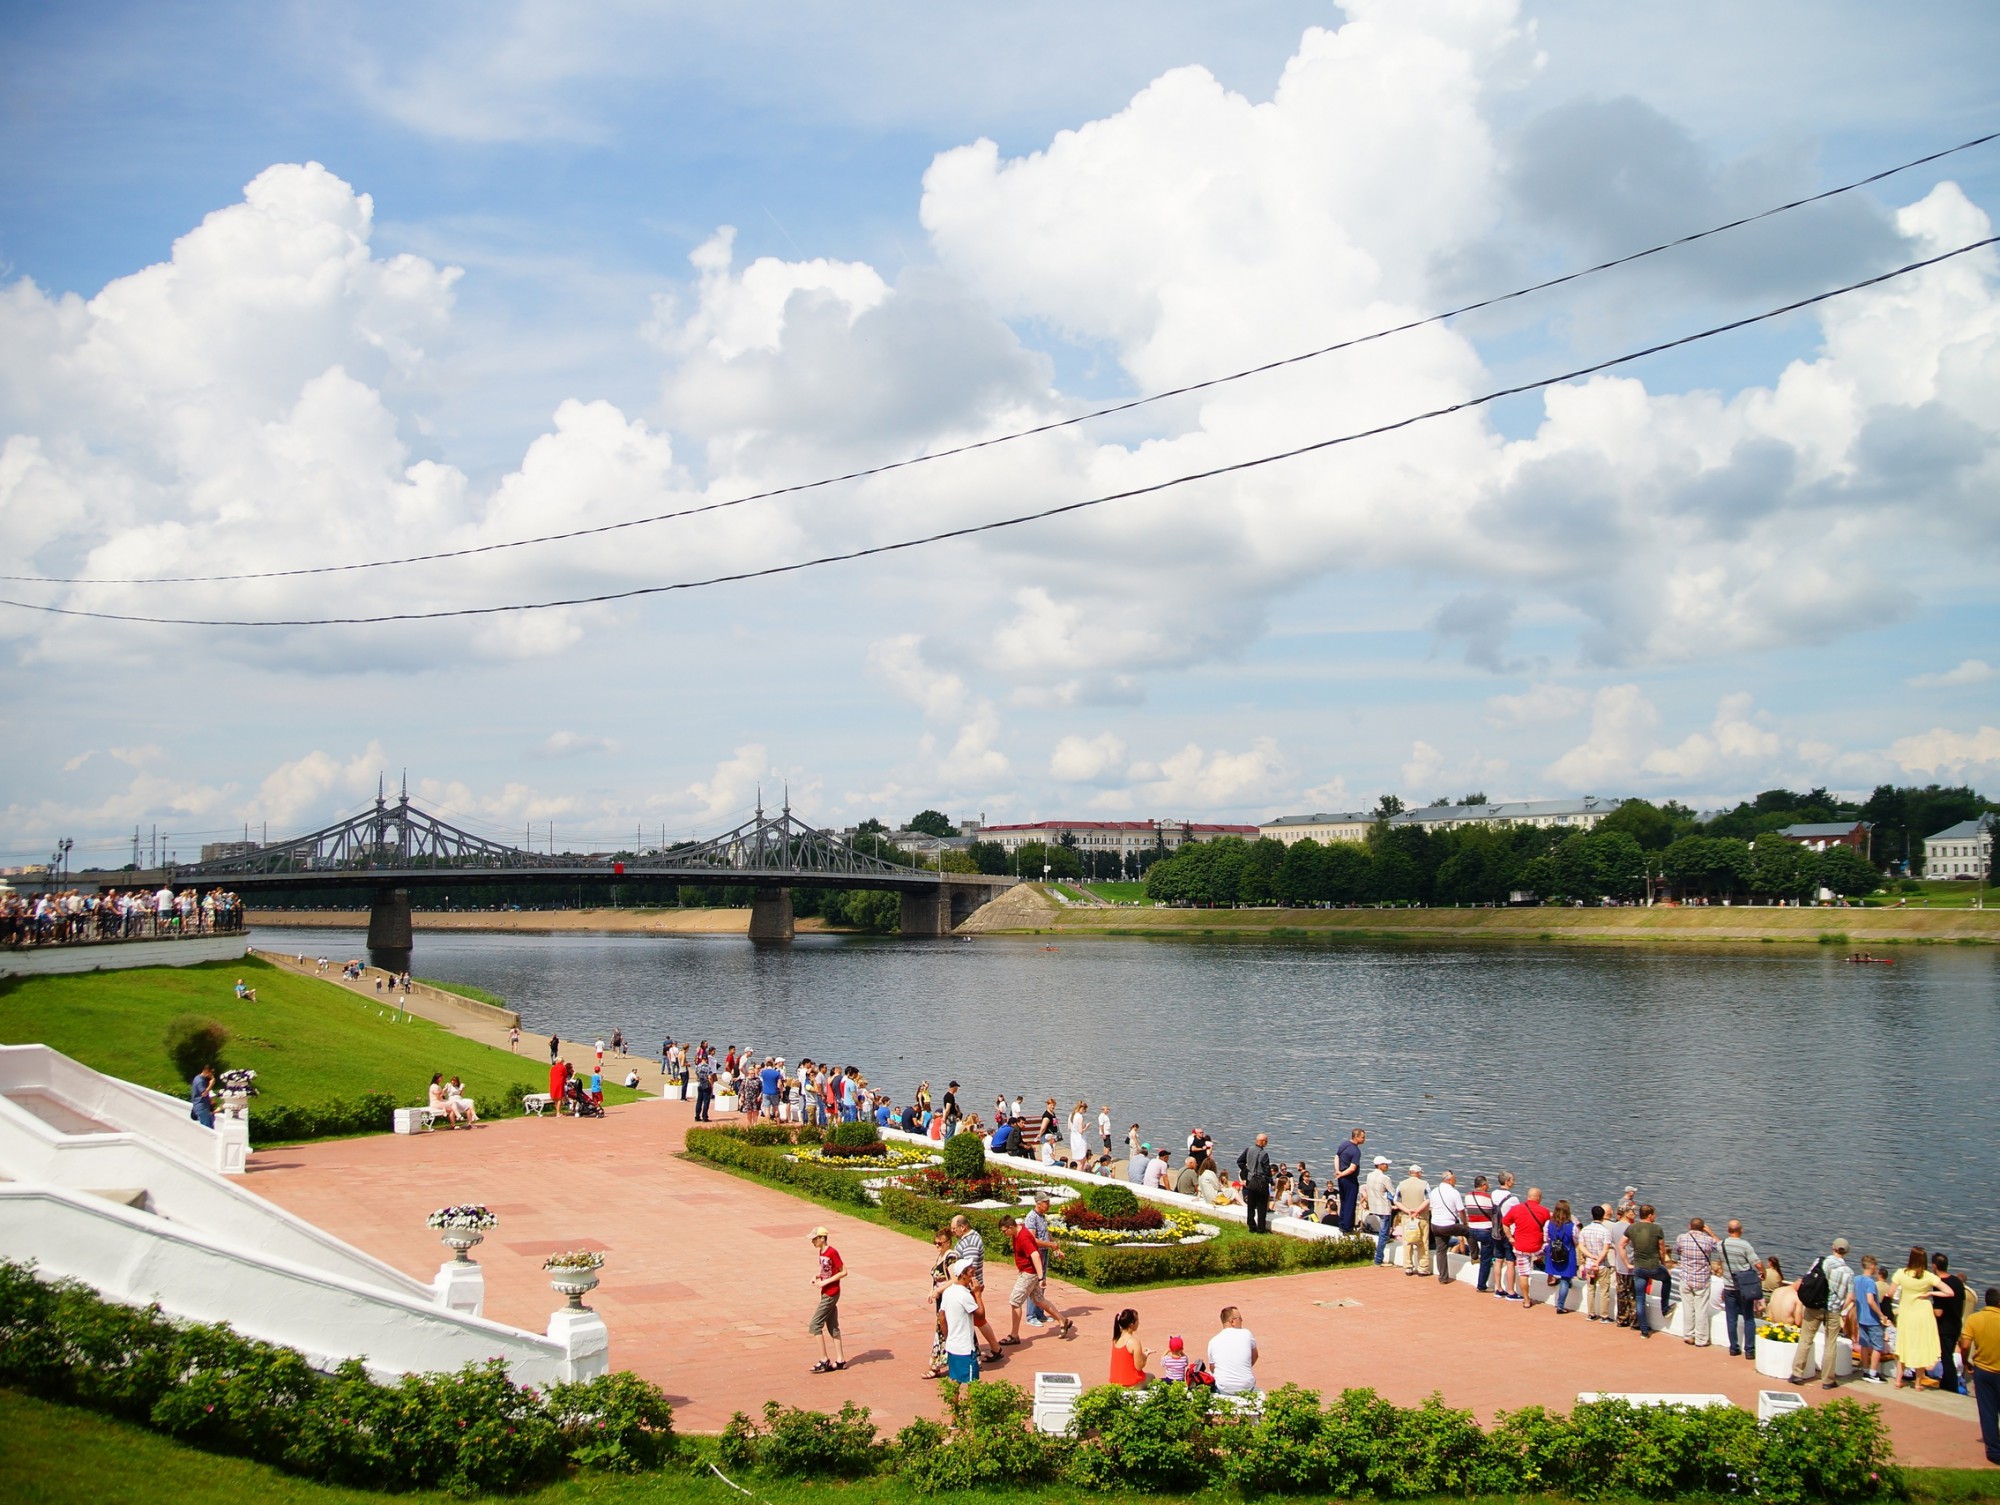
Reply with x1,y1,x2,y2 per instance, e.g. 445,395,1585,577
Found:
0,957,640,1125
1083,881,1150,904
5,1388,1993,1505
416,976,511,1009
1887,880,1996,908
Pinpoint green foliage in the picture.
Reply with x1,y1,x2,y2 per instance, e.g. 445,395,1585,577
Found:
0,1261,675,1495
254,1090,398,1142
163,1014,229,1082
896,1380,1072,1494
1081,1183,1141,1219
829,1118,882,1149
1759,1397,1903,1504
1066,1379,1216,1492
941,1129,987,1180
1818,846,1883,897
906,809,956,838
1015,840,1083,881
750,1398,884,1478
682,1126,874,1205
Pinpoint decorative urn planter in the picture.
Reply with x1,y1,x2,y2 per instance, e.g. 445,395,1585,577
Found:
440,1230,484,1262
550,1270,601,1309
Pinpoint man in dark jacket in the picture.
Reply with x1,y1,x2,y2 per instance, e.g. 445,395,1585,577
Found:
1238,1133,1273,1234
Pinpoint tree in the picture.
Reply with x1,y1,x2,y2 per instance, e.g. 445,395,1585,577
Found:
967,840,1009,876
1455,792,1489,806
1817,846,1881,899
906,809,955,838
1321,841,1372,903
1588,832,1648,900
1750,838,1816,901
1662,836,1752,899
1597,798,1676,851
1373,794,1406,819
1015,840,1081,882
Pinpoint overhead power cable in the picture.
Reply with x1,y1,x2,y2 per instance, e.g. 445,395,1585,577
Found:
5,128,1994,591
2,233,1990,630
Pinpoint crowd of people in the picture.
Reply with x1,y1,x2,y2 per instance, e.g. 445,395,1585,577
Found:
0,885,244,947
585,1027,1999,1459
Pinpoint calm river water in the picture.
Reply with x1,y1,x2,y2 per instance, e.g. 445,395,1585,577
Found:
260,926,1999,1283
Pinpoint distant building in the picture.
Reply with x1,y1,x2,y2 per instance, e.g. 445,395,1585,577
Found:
976,820,1259,861
1259,812,1375,847
1923,815,1994,879
1771,821,1872,854
199,840,261,862
1389,797,1625,834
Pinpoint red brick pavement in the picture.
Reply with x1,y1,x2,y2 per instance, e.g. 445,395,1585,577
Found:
243,1098,1987,1468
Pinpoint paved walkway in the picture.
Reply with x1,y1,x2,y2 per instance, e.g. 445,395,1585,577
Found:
242,1096,1988,1468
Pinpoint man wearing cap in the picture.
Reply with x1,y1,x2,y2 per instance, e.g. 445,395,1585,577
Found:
1238,1133,1274,1235
938,1257,984,1395
1363,1154,1395,1262
1790,1236,1855,1389
1395,1164,1430,1275
806,1227,847,1374
1334,1127,1366,1233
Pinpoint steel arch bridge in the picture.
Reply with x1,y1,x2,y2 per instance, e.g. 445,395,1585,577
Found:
178,783,1014,966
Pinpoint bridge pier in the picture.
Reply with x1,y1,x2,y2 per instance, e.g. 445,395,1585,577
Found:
899,889,951,938
748,886,794,943
367,887,414,973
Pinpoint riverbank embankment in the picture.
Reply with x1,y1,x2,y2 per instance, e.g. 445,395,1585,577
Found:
246,908,845,935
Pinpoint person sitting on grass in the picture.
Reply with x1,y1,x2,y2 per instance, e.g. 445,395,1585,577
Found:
232,978,257,1002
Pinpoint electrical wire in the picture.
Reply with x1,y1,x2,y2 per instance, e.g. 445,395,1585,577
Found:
2,233,1991,629
4,129,1993,590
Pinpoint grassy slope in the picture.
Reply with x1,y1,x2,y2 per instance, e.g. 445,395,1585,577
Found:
415,976,510,1009
3,1389,1993,1505
0,957,640,1117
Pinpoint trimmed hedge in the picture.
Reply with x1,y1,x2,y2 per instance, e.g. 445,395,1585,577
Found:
704,1380,1900,1501
941,1131,987,1180
0,1261,678,1495
683,1126,873,1206
253,1078,547,1144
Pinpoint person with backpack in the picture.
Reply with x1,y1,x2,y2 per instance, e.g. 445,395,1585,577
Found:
1718,1219,1767,1359
1790,1236,1855,1389
1544,1200,1580,1314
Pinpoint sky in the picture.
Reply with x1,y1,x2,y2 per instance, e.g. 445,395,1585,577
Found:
2,0,1998,866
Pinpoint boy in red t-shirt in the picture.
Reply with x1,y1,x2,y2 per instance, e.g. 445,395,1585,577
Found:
808,1227,847,1372
1502,1189,1553,1310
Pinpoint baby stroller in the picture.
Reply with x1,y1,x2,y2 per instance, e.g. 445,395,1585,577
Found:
564,1077,605,1118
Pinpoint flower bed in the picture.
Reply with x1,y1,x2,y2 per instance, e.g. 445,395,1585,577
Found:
1051,1204,1210,1246
896,1166,1019,1202
788,1143,935,1171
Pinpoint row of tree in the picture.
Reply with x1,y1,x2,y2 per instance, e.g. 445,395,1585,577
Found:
1142,822,1888,908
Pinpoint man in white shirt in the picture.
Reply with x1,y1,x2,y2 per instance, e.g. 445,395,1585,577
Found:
1143,1147,1170,1190
938,1258,983,1395
1364,1155,1396,1264
1427,1171,1467,1286
1206,1305,1259,1396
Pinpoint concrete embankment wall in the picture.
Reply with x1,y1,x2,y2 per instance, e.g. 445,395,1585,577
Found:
1,932,250,979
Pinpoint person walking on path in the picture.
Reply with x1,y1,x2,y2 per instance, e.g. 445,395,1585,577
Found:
1891,1246,1954,1389
1239,1133,1274,1235
938,1258,984,1395
1365,1155,1396,1264
508,1026,520,1052
1719,1219,1766,1359
1001,1213,1074,1344
1790,1236,1856,1389
1934,1253,1969,1395
1428,1171,1467,1286
1957,1287,2000,1464
547,1032,560,1064
1334,1128,1365,1232
1624,1205,1671,1338
806,1227,847,1374
1579,1205,1616,1322
1673,1217,1723,1346
948,1215,1004,1360
1396,1164,1431,1276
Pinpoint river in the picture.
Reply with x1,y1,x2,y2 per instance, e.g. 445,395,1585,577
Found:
258,925,1999,1284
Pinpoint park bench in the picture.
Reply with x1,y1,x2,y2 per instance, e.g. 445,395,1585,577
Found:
522,1092,554,1116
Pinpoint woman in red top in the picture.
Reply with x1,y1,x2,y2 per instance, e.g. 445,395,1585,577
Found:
1109,1308,1149,1386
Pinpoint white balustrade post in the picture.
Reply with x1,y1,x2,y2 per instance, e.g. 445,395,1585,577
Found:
435,1260,486,1317
547,1307,609,1382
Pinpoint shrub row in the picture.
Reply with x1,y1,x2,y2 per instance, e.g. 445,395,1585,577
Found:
714,1379,1899,1503
253,1079,547,1144
682,1126,873,1206
0,1261,677,1496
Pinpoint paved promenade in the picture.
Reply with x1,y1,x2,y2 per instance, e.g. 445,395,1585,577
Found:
242,1095,1987,1468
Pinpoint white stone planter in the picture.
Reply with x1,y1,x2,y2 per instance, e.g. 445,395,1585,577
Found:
550,1270,601,1310
439,1230,484,1263
713,1093,739,1116
1755,1334,1853,1379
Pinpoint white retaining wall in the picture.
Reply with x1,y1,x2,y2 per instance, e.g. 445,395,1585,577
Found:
0,933,250,978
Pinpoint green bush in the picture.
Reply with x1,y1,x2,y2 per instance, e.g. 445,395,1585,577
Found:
164,1014,229,1083
254,1091,397,1143
727,1399,882,1479
895,1380,1070,1495
1066,1380,1216,1492
682,1127,872,1206
829,1119,879,1148
1081,1183,1141,1220
0,1261,676,1496
941,1131,987,1181
1758,1398,1901,1504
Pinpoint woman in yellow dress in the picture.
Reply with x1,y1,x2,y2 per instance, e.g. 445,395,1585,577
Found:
1889,1245,1952,1389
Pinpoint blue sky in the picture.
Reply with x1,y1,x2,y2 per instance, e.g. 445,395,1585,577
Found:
2,0,1997,865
